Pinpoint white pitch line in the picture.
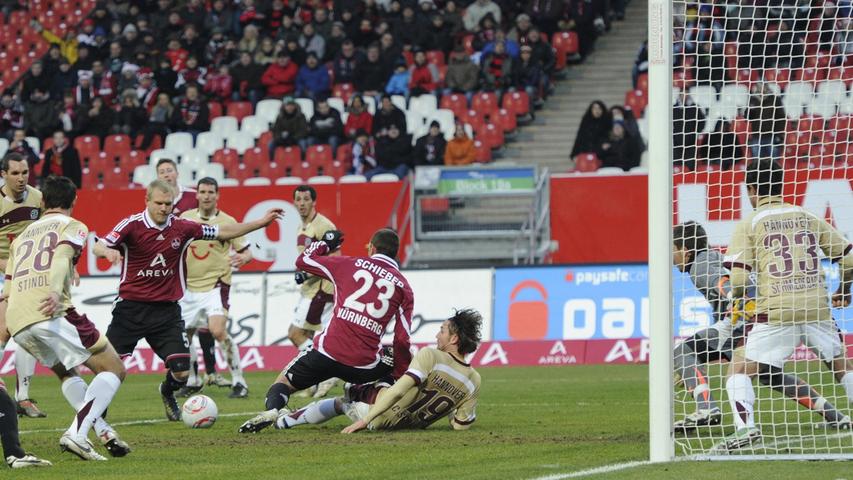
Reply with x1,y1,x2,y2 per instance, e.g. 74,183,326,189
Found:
528,460,652,480
19,411,258,435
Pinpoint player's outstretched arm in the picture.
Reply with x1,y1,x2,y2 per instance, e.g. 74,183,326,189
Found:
341,375,416,434
832,253,853,308
93,240,123,265
217,208,283,241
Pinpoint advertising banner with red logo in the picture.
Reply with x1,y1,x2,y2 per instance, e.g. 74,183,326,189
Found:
549,168,853,263
73,182,405,275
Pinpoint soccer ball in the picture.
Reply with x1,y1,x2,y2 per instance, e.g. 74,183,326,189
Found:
182,395,218,429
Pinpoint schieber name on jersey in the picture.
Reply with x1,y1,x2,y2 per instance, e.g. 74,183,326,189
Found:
354,258,405,288
136,253,174,278
569,268,631,286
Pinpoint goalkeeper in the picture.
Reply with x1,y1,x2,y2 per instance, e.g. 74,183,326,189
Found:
673,221,849,434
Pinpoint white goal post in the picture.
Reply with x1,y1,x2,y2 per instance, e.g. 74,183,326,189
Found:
649,1,853,462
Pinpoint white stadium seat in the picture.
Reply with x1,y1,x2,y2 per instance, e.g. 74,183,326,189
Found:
817,80,848,105
243,177,272,186
307,175,335,184
410,94,438,116
177,163,195,186
370,173,400,182
219,177,240,187
363,96,377,115
225,132,255,154
430,109,455,139
274,176,304,185
338,174,367,183
295,98,314,119
596,167,625,175
240,115,270,139
255,99,282,123
195,131,225,156
181,149,209,169
0,138,8,158
196,162,225,182
164,132,194,155
327,97,345,114
805,98,837,119
391,95,407,111
148,149,180,166
132,165,155,185
211,116,239,137
782,81,814,120
406,110,424,135
687,85,717,112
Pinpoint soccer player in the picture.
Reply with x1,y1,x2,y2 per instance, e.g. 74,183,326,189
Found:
157,159,228,389
93,179,283,421
0,153,45,418
290,185,339,398
239,228,414,433
276,309,481,433
721,158,853,450
4,176,128,461
673,221,849,434
179,177,252,398
0,381,51,468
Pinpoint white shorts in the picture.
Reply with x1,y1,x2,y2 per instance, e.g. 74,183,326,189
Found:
291,294,333,332
744,321,844,368
180,288,227,330
13,316,106,370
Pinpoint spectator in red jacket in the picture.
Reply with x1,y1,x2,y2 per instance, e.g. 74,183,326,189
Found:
344,95,374,139
408,50,440,97
204,64,234,104
165,38,190,72
262,52,298,98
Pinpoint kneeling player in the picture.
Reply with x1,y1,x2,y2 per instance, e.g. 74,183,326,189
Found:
0,379,51,468
275,309,481,433
4,177,128,460
673,222,850,433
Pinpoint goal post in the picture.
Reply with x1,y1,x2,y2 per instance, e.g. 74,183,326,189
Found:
651,1,853,461
647,0,675,464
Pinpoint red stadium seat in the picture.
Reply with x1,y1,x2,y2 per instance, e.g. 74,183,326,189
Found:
474,139,491,163
479,123,504,150
81,168,100,190
494,108,517,134
672,68,694,91
102,167,130,189
440,93,468,119
828,66,853,86
242,147,266,174
208,101,223,119
103,134,132,160
212,148,240,176
88,152,112,174
502,90,530,117
734,69,759,88
273,146,303,176
624,89,647,115
227,164,253,182
462,109,486,133
793,67,826,84
305,144,333,176
332,83,354,103
74,135,100,162
437,65,447,87
763,68,790,90
471,92,498,117
829,114,853,140
463,34,475,54
426,50,445,67
336,143,353,172
402,50,414,66
118,150,146,170
574,152,600,172
134,134,161,153
226,101,253,121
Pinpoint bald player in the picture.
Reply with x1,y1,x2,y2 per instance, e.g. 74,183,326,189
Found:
179,177,252,398
0,153,46,418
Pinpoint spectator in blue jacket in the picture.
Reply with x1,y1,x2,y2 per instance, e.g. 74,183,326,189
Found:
385,59,410,97
295,53,331,100
482,29,520,58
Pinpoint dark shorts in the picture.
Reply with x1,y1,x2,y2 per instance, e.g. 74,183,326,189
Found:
107,299,190,370
282,348,394,391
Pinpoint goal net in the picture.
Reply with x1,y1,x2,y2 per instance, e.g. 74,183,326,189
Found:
655,1,853,460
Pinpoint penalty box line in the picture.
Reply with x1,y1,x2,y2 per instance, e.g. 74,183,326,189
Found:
18,411,259,435
528,460,652,480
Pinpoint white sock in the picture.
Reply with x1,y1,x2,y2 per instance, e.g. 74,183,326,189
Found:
297,338,313,352
726,374,756,429
62,377,113,437
841,372,853,403
222,335,245,386
280,398,339,428
66,372,121,441
187,341,200,387
14,347,37,401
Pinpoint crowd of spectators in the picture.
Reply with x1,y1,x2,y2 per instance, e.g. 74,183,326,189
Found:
570,99,643,171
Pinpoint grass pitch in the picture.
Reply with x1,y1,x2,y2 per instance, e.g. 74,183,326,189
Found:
4,365,853,479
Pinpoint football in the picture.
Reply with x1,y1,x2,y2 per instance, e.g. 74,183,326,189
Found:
182,395,218,429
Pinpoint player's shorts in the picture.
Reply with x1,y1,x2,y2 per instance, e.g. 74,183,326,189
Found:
180,286,228,330
13,310,108,370
744,320,844,368
281,347,393,391
107,299,190,370
291,292,334,332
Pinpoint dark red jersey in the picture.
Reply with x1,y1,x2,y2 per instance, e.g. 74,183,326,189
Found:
296,242,414,378
102,210,218,302
173,186,198,216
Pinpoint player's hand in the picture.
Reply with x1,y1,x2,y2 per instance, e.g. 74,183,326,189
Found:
730,297,756,325
341,419,368,434
38,292,61,317
103,248,123,265
259,208,285,227
294,270,307,285
230,250,252,269
832,287,851,308
72,268,81,287
321,230,344,252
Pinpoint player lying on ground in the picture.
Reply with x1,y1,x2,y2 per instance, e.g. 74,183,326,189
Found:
93,180,283,421
0,152,48,418
4,176,129,461
673,221,851,433
178,177,252,399
275,309,481,433
0,379,51,468
239,228,414,433
720,159,853,451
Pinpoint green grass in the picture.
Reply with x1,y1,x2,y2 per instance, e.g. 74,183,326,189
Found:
3,365,853,479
